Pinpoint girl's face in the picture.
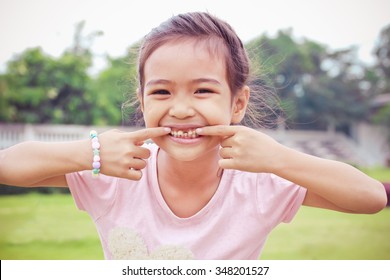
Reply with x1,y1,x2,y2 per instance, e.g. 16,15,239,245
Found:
141,39,246,161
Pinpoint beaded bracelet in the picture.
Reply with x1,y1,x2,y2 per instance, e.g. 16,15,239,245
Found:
89,130,101,177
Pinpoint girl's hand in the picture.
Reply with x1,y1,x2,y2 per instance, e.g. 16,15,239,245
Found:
98,127,171,180
196,125,283,173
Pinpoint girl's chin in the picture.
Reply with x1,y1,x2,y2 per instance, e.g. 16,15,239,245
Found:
159,147,206,162
155,140,219,162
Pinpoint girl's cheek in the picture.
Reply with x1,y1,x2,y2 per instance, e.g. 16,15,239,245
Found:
143,107,167,127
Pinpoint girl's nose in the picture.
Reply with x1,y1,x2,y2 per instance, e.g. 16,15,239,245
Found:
168,96,196,119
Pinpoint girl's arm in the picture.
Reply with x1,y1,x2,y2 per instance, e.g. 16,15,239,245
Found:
197,125,387,214
0,127,171,187
271,145,387,213
0,140,90,187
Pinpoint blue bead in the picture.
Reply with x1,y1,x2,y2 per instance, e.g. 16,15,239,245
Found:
90,130,98,138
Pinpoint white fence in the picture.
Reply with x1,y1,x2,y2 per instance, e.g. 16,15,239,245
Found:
0,123,138,149
0,123,388,167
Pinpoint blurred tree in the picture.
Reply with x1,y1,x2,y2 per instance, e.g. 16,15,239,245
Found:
0,21,101,124
300,48,370,133
373,24,390,93
0,47,92,123
369,24,390,134
246,30,370,132
90,42,140,126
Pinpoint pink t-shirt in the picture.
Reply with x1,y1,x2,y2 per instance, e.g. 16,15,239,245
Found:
66,143,306,260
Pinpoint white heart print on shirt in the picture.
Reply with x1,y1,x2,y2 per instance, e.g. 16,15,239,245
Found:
108,227,195,260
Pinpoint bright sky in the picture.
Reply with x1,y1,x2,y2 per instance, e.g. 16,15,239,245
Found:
0,0,389,73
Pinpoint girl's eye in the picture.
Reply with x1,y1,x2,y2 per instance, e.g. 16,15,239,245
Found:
151,90,170,95
195,88,214,94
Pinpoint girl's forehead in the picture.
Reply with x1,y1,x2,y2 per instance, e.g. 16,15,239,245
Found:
145,41,226,73
143,39,229,86
147,37,227,66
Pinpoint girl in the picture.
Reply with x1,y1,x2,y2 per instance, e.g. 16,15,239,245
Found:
0,12,387,260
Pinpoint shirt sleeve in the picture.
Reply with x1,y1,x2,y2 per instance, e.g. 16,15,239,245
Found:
66,171,118,221
256,173,307,226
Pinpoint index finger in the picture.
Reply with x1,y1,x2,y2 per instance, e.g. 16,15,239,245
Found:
196,125,236,137
131,127,171,141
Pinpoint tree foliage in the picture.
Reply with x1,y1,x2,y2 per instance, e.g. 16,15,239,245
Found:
0,47,93,124
0,21,101,125
370,24,390,131
374,24,390,92
89,44,138,126
246,30,370,132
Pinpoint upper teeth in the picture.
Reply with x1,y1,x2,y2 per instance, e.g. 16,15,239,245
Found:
170,129,199,138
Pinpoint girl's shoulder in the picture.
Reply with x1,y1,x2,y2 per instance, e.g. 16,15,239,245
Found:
223,170,304,197
225,169,292,187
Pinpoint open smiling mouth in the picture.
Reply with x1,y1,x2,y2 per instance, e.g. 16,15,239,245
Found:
169,128,200,139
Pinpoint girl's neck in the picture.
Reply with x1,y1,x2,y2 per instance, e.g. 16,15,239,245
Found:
156,147,223,218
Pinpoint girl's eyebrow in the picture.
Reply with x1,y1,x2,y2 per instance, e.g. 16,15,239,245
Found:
145,79,171,87
192,78,222,85
145,78,222,87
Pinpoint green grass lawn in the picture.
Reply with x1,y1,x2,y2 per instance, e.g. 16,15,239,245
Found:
0,192,389,260
262,206,390,259
360,166,390,182
0,193,103,259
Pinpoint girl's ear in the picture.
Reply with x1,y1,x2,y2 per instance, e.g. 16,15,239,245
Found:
137,88,144,112
231,86,250,124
